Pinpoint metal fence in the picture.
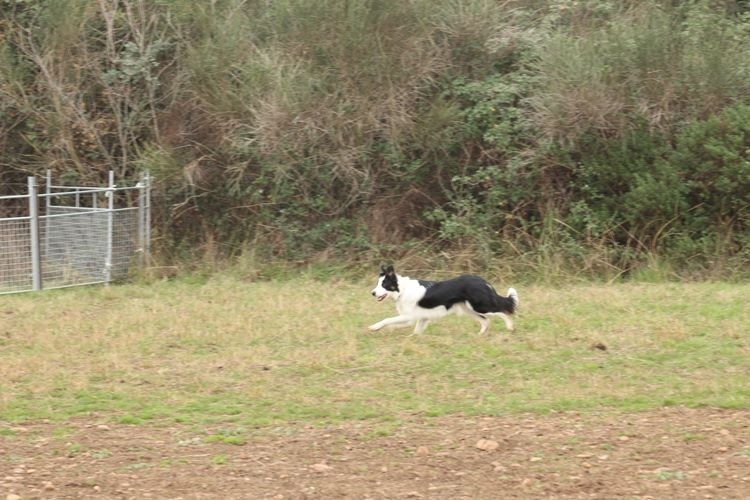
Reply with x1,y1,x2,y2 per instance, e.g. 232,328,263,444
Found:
0,171,150,295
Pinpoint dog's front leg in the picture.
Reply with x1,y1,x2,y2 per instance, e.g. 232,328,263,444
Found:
368,315,413,332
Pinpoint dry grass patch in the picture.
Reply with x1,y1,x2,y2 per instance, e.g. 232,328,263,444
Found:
0,278,748,425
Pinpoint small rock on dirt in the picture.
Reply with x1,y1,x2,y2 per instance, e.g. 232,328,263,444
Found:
475,439,499,451
311,463,332,473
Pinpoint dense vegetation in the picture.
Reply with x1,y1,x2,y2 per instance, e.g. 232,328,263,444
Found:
2,0,749,279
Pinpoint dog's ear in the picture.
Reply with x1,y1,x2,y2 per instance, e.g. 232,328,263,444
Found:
380,263,387,274
385,265,395,276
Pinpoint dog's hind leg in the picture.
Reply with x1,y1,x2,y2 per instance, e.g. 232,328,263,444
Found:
498,312,514,332
458,303,490,334
474,315,490,335
486,312,514,332
412,319,430,335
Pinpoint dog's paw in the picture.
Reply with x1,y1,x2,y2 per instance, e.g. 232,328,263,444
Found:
367,324,380,332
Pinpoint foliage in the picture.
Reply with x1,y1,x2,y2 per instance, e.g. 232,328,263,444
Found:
1,0,750,277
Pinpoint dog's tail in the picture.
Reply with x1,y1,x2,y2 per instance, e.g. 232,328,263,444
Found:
507,287,518,312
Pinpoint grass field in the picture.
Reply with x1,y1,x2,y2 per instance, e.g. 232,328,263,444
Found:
1,276,749,427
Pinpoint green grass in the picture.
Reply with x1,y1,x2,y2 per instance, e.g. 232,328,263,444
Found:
0,277,748,427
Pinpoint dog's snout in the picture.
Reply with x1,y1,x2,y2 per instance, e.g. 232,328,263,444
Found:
371,290,376,296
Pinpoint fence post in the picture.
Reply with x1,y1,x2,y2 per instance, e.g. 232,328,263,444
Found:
28,176,42,291
104,170,115,284
44,169,51,263
144,171,151,266
137,173,145,266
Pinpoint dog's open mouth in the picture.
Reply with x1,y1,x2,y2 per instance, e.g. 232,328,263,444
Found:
376,294,387,302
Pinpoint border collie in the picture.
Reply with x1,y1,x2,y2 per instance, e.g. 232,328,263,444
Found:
369,265,518,335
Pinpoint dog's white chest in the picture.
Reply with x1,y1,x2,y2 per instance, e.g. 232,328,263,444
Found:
394,281,425,313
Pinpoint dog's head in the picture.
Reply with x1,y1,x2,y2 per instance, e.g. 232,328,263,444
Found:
371,264,399,301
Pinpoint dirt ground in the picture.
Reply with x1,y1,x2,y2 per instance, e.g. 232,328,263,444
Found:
2,407,749,499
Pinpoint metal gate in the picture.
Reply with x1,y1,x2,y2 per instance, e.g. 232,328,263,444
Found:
0,171,151,295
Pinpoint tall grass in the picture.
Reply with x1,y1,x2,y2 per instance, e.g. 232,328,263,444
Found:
531,1,750,142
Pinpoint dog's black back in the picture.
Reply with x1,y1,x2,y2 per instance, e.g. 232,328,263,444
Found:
416,275,516,315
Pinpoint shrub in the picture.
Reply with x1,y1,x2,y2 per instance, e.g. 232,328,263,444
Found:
2,0,749,278
669,103,750,266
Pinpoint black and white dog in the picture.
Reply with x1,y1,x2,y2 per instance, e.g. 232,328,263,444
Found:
369,265,518,335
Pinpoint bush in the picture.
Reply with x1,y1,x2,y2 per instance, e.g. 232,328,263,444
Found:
2,0,750,278
669,103,750,267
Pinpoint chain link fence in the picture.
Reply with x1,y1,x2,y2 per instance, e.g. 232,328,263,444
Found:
0,171,150,295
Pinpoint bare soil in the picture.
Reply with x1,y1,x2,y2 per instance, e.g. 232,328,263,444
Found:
2,408,749,499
